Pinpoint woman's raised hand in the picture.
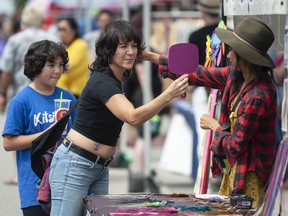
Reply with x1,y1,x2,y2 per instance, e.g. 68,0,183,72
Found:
165,74,189,99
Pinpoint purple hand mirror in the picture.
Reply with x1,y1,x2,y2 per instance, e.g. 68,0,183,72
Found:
168,43,199,74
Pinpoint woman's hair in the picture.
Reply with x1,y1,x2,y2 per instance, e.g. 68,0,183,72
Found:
232,51,278,86
89,20,145,79
57,17,79,41
24,40,69,81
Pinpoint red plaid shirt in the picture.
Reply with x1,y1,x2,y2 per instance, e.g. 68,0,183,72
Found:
159,56,276,193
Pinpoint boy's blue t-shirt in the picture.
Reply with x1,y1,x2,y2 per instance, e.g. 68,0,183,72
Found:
2,85,76,209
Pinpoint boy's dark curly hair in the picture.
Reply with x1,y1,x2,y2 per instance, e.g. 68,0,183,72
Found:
24,40,69,81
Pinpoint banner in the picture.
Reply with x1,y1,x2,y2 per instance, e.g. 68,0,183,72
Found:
224,0,287,16
234,15,285,52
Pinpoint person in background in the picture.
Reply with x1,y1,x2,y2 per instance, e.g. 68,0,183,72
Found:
123,10,163,192
188,0,221,66
56,17,89,98
49,20,189,216
142,18,277,209
274,51,284,146
188,0,222,98
0,14,9,59
0,4,58,186
0,4,58,112
188,0,224,187
83,9,114,63
273,51,287,184
2,40,76,216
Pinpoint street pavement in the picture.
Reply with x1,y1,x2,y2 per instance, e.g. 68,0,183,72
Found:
0,112,287,216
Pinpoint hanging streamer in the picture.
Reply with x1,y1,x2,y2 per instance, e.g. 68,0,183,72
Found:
194,20,227,194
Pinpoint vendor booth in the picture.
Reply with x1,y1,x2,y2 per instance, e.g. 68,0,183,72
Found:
84,193,256,215
84,0,288,215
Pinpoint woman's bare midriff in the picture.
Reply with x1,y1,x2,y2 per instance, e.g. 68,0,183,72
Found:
66,129,116,159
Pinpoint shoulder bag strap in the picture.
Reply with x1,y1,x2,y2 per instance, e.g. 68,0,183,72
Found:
66,98,79,116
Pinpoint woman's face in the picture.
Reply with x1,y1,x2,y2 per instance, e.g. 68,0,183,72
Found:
227,49,237,68
57,20,76,46
110,40,138,73
228,48,246,72
35,56,65,88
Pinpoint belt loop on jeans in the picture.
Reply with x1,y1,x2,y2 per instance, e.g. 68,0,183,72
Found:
65,137,73,150
103,158,113,167
95,155,100,164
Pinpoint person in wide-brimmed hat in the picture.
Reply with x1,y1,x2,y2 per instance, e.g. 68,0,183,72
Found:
216,18,275,68
196,0,221,15
142,17,277,209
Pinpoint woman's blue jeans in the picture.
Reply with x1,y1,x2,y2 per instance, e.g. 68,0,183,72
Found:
49,144,109,216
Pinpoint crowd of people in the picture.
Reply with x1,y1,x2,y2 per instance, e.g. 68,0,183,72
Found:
0,1,287,215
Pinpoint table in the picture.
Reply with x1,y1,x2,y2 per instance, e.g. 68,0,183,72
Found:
84,193,256,216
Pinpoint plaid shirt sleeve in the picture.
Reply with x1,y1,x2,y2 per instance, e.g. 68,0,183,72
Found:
211,81,276,192
158,55,180,80
212,97,268,157
159,55,230,89
187,66,229,89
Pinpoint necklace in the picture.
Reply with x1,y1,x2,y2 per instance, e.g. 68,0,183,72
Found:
230,83,246,110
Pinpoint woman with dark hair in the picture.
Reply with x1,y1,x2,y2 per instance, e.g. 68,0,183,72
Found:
49,20,189,216
2,40,76,216
56,17,89,98
142,18,277,209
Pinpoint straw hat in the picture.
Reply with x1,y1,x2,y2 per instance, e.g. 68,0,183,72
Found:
216,18,275,68
196,0,221,15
